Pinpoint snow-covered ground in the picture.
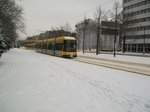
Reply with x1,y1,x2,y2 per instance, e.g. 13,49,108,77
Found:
0,48,150,112
78,52,150,64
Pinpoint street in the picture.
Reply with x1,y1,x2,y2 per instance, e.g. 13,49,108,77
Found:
0,48,150,112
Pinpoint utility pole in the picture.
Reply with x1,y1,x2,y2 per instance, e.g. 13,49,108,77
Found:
114,6,118,57
54,37,56,56
82,14,86,54
122,10,127,53
96,17,100,55
95,6,103,55
122,30,126,53
140,25,146,55
143,27,145,55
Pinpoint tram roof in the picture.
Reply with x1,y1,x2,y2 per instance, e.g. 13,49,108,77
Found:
58,36,76,40
36,36,76,43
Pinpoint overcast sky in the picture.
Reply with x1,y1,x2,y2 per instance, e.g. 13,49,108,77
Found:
16,0,121,39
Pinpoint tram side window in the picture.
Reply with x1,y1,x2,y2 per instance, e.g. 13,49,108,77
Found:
38,43,41,49
38,43,40,49
35,44,37,49
48,42,52,50
44,43,47,49
42,43,45,49
39,43,42,49
55,43,62,50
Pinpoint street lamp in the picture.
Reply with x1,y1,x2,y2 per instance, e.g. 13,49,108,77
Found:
139,25,145,55
143,27,145,55
82,19,89,54
82,21,85,54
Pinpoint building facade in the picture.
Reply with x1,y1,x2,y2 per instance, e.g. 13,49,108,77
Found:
76,19,120,51
123,0,150,53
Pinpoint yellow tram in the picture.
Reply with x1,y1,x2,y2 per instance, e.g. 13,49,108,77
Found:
35,36,77,58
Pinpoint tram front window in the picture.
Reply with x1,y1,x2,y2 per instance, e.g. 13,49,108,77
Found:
64,40,76,52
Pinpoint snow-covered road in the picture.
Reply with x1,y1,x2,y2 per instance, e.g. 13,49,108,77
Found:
0,49,150,112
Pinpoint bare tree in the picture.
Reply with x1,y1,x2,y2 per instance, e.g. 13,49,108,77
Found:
0,0,25,47
63,22,72,32
109,1,122,57
50,26,55,31
114,1,119,57
94,6,107,55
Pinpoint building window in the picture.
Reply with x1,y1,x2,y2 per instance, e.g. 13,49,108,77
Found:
124,0,133,3
128,44,131,52
138,44,143,53
145,44,150,53
128,25,150,32
127,17,150,25
132,44,136,52
124,0,150,11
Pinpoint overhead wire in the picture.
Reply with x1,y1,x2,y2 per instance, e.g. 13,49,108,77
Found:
53,0,119,30
66,0,115,22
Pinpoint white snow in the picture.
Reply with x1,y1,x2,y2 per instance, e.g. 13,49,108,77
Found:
78,52,150,64
0,48,150,112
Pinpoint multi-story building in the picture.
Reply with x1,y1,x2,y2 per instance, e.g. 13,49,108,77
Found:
76,19,120,51
123,0,150,53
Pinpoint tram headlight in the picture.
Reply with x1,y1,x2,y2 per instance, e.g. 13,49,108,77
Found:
64,52,68,55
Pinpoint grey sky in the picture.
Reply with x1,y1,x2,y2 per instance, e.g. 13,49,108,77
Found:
16,0,121,38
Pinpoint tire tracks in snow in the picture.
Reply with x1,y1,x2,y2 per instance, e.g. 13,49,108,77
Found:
38,54,150,112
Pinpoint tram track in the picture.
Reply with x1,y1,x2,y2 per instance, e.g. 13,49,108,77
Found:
73,55,150,76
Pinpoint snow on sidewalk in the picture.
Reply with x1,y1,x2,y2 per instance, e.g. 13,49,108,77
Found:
0,48,150,112
78,52,150,65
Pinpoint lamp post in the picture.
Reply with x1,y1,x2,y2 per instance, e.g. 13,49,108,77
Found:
82,19,88,54
54,36,56,56
140,25,145,55
82,21,85,54
143,27,145,55
96,19,100,55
